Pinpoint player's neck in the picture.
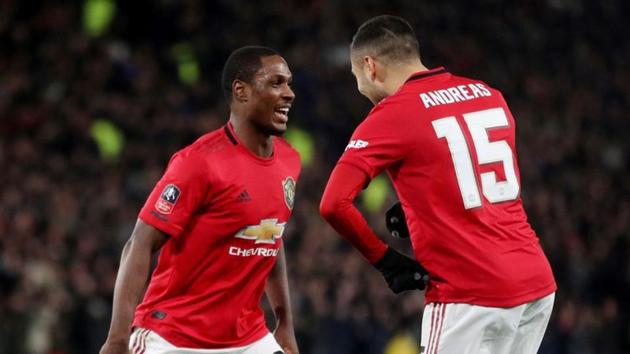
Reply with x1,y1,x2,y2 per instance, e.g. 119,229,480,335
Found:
385,62,429,95
228,117,274,158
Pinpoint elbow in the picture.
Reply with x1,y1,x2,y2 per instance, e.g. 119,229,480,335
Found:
319,195,338,222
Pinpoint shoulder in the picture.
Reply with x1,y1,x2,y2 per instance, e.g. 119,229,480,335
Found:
182,126,232,155
274,137,301,164
449,73,500,95
275,137,302,174
170,127,230,170
188,127,231,154
354,95,410,136
370,95,404,116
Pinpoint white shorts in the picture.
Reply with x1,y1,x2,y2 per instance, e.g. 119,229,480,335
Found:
128,328,283,354
420,292,555,354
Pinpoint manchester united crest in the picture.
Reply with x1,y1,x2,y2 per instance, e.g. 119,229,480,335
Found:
282,177,296,210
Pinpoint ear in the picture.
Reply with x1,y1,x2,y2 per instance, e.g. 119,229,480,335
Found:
232,80,249,103
363,56,378,81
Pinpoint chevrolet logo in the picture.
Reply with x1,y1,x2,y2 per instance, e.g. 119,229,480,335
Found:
235,219,286,244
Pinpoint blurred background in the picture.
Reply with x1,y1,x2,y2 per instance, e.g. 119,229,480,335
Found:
1,0,628,353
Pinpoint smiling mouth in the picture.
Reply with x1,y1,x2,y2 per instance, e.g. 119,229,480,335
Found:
274,107,290,122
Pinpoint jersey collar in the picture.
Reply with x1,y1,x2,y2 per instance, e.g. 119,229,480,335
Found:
224,122,277,165
405,67,447,83
224,124,239,145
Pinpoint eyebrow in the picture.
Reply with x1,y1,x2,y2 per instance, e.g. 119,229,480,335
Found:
269,73,292,81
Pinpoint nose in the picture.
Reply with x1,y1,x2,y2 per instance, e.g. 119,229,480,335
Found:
283,84,295,102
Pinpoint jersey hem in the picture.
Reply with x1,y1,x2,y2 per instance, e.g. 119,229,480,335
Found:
425,281,557,308
132,317,269,349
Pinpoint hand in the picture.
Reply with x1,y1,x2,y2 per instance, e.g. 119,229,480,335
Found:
385,202,410,239
99,338,130,354
273,321,299,354
374,247,428,294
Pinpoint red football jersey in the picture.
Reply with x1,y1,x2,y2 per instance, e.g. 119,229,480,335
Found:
339,67,556,307
133,123,301,348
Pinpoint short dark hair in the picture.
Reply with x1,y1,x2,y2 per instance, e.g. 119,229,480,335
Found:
351,15,420,63
221,46,280,103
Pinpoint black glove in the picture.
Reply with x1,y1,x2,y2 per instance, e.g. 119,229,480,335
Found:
374,247,429,294
386,202,410,239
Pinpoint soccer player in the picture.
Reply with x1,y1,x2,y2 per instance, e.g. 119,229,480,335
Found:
100,46,300,354
319,15,556,354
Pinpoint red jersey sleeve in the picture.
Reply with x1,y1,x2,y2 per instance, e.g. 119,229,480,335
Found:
139,150,209,238
338,103,411,179
319,163,388,264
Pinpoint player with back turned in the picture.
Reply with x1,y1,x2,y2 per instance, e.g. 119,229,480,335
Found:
100,46,300,354
320,15,556,354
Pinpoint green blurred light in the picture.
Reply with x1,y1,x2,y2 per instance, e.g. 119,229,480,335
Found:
171,43,200,85
83,0,116,37
90,119,124,162
362,175,389,213
171,43,195,62
179,62,200,85
284,127,314,167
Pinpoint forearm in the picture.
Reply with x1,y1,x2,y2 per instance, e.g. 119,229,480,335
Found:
265,244,294,327
320,163,387,264
105,221,167,342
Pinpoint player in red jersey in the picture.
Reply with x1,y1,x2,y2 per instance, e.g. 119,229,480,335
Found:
319,16,556,354
100,46,300,354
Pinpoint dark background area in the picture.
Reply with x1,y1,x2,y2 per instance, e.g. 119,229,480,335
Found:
0,0,628,353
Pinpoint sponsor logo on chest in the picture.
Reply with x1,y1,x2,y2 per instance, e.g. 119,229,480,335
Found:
235,218,286,244
229,218,285,257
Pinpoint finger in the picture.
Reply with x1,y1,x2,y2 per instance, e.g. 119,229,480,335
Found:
392,272,426,293
413,272,428,289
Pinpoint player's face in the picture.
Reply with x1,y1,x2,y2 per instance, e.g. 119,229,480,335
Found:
350,55,386,105
248,55,295,136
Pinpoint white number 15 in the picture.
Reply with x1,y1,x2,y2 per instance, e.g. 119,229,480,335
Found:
432,108,520,209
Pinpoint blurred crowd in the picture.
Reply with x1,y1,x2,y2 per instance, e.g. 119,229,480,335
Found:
1,0,628,353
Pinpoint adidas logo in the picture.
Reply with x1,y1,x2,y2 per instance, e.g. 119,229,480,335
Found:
237,190,252,202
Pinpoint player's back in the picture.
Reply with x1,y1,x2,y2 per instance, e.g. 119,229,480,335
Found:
381,68,556,307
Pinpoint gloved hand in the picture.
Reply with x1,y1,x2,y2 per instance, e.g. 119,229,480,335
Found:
386,202,410,239
374,247,429,294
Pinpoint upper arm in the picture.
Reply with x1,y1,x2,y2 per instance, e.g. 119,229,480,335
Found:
127,219,169,253
337,105,411,179
319,162,370,219
138,150,210,238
